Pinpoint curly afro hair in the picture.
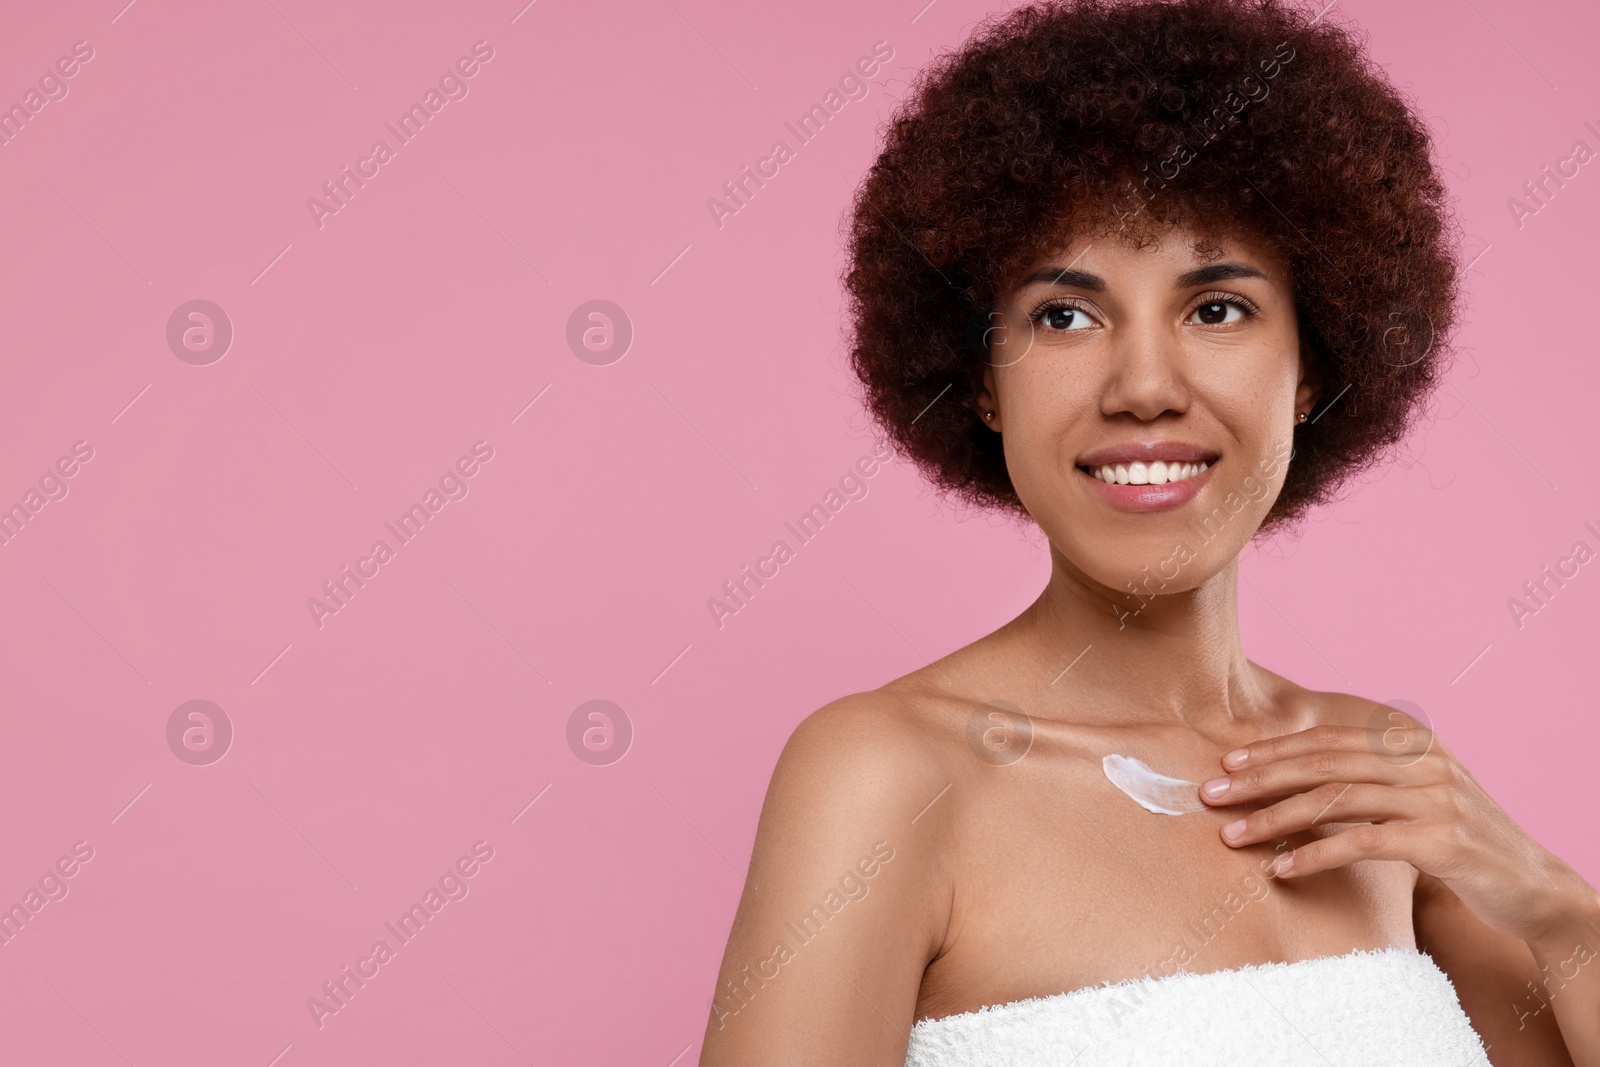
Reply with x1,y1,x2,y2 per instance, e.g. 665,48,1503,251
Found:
843,0,1461,532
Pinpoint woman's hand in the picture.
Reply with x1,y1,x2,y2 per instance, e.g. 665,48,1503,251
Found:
1198,719,1600,949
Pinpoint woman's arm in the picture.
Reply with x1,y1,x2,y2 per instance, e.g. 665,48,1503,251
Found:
699,695,955,1066
1416,871,1597,1066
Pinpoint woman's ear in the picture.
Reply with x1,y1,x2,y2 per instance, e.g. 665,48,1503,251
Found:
973,357,1002,432
966,351,1004,431
967,308,1003,431
1294,338,1323,419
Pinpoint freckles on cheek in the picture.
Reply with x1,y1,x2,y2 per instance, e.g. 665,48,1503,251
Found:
1203,364,1296,442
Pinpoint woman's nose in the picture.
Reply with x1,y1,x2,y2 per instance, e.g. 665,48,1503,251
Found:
1100,323,1190,420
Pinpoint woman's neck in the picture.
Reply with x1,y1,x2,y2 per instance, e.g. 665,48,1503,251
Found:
1011,545,1278,734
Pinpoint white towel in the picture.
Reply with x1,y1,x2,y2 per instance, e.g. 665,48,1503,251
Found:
904,946,1490,1066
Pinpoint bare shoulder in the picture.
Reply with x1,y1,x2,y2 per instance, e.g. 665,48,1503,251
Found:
1316,689,1418,729
701,685,970,1061
1249,666,1413,733
779,683,960,772
1309,688,1439,757
762,684,970,847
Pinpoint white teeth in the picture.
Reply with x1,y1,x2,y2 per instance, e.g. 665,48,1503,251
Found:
1088,460,1211,485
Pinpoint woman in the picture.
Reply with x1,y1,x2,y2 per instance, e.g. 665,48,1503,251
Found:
700,0,1600,1063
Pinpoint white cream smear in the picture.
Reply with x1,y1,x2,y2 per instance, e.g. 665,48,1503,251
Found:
1101,754,1207,815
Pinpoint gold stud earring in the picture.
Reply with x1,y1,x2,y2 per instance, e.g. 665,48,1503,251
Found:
984,410,995,422
1297,411,1308,423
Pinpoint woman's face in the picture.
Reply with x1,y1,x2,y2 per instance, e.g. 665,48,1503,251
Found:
978,221,1319,605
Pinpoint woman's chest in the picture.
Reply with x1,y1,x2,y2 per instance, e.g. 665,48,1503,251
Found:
915,780,1417,1019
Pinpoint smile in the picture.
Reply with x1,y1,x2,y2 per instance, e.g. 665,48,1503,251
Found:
1072,441,1221,513
1084,460,1209,485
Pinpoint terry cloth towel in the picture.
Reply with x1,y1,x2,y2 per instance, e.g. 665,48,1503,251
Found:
904,946,1490,1067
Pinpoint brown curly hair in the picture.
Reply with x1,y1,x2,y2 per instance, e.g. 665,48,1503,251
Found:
842,0,1461,531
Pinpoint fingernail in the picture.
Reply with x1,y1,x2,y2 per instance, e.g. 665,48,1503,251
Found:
1202,777,1230,799
1275,852,1295,875
1222,747,1249,768
1221,819,1246,841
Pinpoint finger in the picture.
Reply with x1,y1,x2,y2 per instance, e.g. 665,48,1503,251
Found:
1221,721,1434,772
1273,822,1429,878
1200,749,1425,806
1219,782,1425,848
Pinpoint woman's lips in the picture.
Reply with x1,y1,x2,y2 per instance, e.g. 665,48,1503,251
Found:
1077,461,1215,512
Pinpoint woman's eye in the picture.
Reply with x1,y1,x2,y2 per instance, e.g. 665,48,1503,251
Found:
1040,305,1094,331
1190,300,1243,325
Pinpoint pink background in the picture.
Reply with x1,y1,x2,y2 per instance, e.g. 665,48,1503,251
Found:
0,0,1595,1063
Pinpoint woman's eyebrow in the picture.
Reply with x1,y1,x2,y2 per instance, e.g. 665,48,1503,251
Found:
1017,267,1106,291
1174,262,1268,288
1015,261,1267,291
